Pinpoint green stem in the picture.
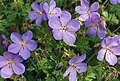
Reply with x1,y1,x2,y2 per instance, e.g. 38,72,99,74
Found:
112,26,120,33
103,0,108,6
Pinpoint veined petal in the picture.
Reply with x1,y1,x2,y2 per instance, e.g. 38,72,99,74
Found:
91,13,100,23
80,14,89,21
19,47,30,60
35,16,43,26
26,40,37,51
8,43,21,54
13,55,23,62
84,18,94,27
60,11,71,26
109,37,119,47
97,48,106,61
49,0,56,12
0,65,13,78
67,19,80,32
3,52,14,60
32,2,40,12
22,30,33,42
105,51,117,66
112,46,120,55
43,2,49,13
76,54,86,63
86,27,97,37
97,27,106,39
81,0,89,9
52,7,62,17
69,67,77,81
52,29,62,40
90,2,99,12
48,17,61,29
12,63,25,75
101,37,111,48
63,31,76,44
0,56,7,68
69,56,78,65
76,63,87,73
10,32,22,43
75,6,87,14
63,66,71,77
28,11,38,20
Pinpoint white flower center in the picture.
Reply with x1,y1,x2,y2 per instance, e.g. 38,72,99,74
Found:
7,59,13,67
106,47,112,53
60,26,68,32
37,11,42,15
20,42,26,48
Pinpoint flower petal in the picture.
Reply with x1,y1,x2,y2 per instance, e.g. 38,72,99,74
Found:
35,16,43,26
69,56,78,65
43,2,49,13
67,19,80,32
110,0,118,4
0,65,13,78
91,13,100,23
26,40,37,51
80,14,89,21
28,11,38,20
19,47,30,60
12,63,25,75
97,48,106,61
75,6,87,14
32,2,40,12
8,43,21,54
69,68,77,81
90,2,99,12
22,30,33,42
52,7,62,17
63,31,76,44
49,0,56,12
10,32,22,43
48,17,61,29
76,54,86,63
105,51,117,66
3,52,14,60
84,18,93,27
101,37,111,48
60,11,71,26
112,46,120,55
52,29,62,40
86,27,97,37
109,37,119,47
0,56,7,68
76,63,87,73
97,27,106,39
63,66,71,77
13,55,23,62
81,0,89,9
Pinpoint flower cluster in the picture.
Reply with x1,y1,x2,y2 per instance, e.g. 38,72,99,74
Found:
0,0,120,80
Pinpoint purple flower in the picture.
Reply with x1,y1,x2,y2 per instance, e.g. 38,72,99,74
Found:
0,52,25,78
48,11,80,44
28,2,47,26
84,13,106,39
97,37,120,66
110,0,120,4
75,0,99,21
43,0,62,19
8,30,37,60
1,34,7,48
63,54,87,81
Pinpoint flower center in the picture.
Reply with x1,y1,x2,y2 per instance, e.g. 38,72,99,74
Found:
71,62,77,68
86,9,90,17
61,26,68,32
8,59,13,67
48,12,54,17
20,42,26,48
94,23,100,29
106,47,112,53
37,11,42,15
